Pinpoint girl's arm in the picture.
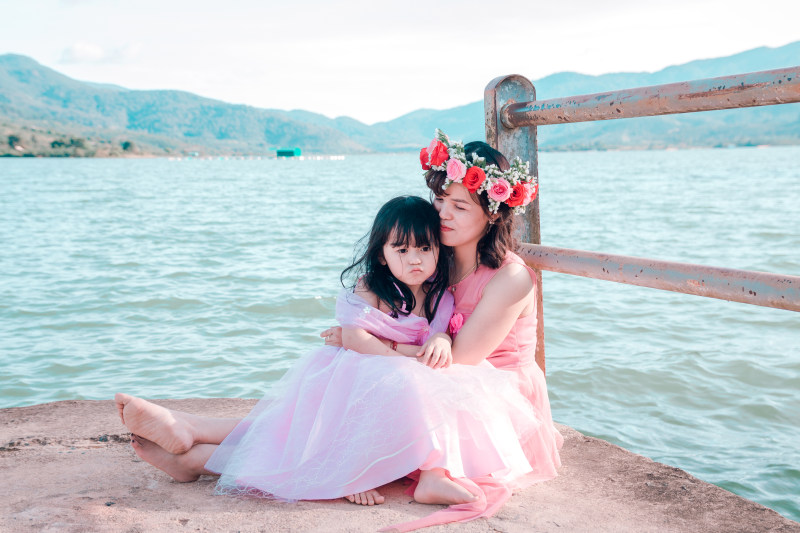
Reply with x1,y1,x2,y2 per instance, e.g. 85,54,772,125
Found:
450,262,535,365
322,326,451,368
341,326,414,358
337,282,451,368
342,328,452,369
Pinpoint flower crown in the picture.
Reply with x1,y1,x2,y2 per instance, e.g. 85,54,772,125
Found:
420,129,538,215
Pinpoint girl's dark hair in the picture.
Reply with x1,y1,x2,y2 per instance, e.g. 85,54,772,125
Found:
424,141,517,269
341,196,450,319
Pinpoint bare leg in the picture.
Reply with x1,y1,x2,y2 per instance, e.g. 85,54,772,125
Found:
130,435,217,482
345,489,385,506
414,468,477,505
116,393,240,454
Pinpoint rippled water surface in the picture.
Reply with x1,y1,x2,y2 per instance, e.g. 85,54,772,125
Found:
1,148,798,521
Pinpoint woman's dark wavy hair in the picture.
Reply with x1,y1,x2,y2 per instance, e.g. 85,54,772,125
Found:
425,141,517,269
341,196,450,319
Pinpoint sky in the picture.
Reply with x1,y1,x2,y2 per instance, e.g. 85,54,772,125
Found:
2,0,799,125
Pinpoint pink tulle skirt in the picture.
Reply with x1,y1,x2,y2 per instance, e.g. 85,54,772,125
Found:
204,346,553,502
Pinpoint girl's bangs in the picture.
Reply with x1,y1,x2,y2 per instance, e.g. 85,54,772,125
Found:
389,219,435,249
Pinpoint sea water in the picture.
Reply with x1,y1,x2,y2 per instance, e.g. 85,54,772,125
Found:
1,148,798,520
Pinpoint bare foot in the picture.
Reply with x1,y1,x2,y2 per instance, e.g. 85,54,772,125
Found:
345,489,385,506
116,393,194,454
130,435,201,483
414,469,477,505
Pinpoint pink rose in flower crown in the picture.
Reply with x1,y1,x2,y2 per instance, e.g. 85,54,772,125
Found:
487,178,512,203
446,158,467,182
506,182,527,207
448,313,464,336
420,148,431,170
462,167,486,193
428,141,450,167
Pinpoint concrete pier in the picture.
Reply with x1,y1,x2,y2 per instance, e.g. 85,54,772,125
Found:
1,399,797,532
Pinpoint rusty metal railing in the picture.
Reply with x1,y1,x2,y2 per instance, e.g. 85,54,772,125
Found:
503,67,800,127
484,67,800,373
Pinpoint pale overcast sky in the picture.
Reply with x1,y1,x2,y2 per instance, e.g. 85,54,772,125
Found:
2,0,799,124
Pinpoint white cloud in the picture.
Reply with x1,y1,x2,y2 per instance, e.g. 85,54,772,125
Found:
59,42,142,64
10,0,795,123
59,0,100,5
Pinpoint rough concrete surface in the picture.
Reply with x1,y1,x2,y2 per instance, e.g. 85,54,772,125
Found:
1,399,797,533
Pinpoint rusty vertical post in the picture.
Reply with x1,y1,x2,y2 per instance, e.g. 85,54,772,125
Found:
484,75,545,373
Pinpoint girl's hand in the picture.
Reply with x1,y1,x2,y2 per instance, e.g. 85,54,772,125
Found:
321,326,343,347
416,333,452,369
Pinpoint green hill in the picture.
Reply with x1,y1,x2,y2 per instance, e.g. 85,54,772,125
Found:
0,54,368,156
1,42,798,157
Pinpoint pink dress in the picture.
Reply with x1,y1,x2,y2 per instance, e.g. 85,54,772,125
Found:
390,252,563,531
452,252,563,484
205,288,541,509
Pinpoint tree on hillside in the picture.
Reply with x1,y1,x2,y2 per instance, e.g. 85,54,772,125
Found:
8,134,20,148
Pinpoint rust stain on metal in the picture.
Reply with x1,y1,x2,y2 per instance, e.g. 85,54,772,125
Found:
484,68,799,375
485,74,545,373
519,244,800,312
501,66,800,127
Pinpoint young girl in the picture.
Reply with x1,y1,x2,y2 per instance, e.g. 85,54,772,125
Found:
335,195,454,370
116,195,538,524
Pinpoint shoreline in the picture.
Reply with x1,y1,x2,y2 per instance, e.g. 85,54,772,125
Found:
2,143,799,160
1,399,798,532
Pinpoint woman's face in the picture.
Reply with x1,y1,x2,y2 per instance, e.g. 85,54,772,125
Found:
433,183,491,249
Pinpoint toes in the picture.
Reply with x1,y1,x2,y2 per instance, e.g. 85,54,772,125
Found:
346,491,384,506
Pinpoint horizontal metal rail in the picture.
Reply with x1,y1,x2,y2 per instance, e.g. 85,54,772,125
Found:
519,244,800,312
502,66,800,127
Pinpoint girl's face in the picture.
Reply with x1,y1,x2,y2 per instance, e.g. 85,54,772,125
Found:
433,182,491,248
381,233,438,289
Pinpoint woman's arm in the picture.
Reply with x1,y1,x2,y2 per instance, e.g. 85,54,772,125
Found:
450,263,535,365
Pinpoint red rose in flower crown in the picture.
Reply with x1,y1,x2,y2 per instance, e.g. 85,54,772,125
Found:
506,182,528,207
420,148,431,170
420,129,537,215
462,167,486,193
428,141,449,167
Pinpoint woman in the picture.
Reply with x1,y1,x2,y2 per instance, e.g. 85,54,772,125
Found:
421,133,563,486
115,132,562,529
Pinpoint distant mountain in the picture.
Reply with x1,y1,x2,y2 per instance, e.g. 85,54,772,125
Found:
388,41,800,150
0,54,369,156
1,42,799,156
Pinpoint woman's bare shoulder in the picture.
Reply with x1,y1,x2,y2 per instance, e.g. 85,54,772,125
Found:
483,262,534,301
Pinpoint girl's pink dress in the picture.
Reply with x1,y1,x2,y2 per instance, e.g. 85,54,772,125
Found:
205,288,538,500
206,255,562,531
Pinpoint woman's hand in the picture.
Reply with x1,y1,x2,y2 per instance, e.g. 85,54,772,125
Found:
320,326,343,347
416,333,453,369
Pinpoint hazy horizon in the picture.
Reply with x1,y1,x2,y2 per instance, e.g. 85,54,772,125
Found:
2,0,799,124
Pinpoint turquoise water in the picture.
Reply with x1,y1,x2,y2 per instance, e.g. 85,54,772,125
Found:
1,148,798,521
